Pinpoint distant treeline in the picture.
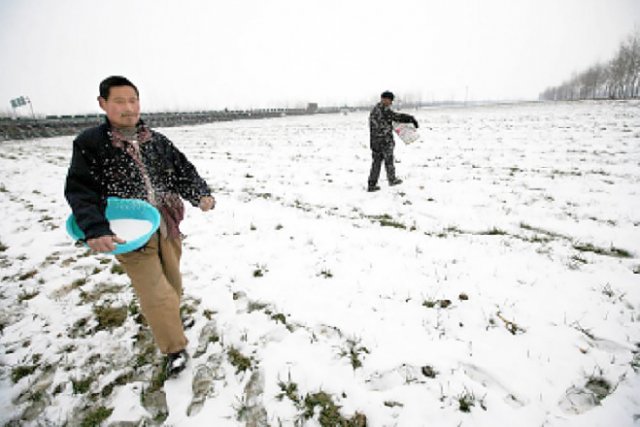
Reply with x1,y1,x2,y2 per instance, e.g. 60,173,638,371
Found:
540,30,640,101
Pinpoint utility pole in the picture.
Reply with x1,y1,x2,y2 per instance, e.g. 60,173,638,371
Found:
25,96,35,119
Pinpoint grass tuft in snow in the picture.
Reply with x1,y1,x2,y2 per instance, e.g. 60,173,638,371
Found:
100,372,134,398
435,225,463,238
253,264,268,277
423,299,453,309
18,269,37,281
368,214,406,229
496,311,526,335
247,301,269,313
228,347,252,373
569,254,588,268
457,389,486,413
71,278,87,289
128,299,142,320
18,289,39,302
80,406,113,427
150,365,168,391
301,391,367,426
601,283,616,298
457,390,475,412
93,305,128,330
80,283,124,304
571,322,595,340
421,365,438,378
181,298,200,316
439,299,452,309
572,242,633,258
318,268,333,278
242,303,294,330
11,365,37,383
71,376,93,394
69,318,90,339
585,376,612,403
339,338,370,370
519,223,569,240
271,312,287,325
277,378,301,404
233,396,252,423
476,227,508,236
631,346,640,372
110,264,126,275
133,331,157,369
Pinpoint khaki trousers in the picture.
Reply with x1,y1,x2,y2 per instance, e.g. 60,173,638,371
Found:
116,233,187,354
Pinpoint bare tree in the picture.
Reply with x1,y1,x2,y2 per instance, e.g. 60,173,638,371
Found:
580,64,604,99
627,33,640,97
540,29,640,101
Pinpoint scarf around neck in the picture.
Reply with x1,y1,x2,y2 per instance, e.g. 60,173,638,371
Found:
108,121,185,239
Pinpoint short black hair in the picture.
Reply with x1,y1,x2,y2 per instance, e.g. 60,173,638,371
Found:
99,76,139,100
381,91,394,100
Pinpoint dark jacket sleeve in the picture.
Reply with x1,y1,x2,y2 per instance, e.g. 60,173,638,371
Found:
160,134,212,206
64,130,112,240
386,109,415,124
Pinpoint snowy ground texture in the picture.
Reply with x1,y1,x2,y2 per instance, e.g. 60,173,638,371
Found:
1,100,640,427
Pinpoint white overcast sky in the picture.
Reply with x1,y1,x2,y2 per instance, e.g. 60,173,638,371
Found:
0,0,638,115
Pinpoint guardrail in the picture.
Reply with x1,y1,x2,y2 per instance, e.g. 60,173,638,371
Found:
0,108,318,141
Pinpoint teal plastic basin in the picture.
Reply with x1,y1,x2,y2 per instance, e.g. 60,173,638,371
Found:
66,197,160,255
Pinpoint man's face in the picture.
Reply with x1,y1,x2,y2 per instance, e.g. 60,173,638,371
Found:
381,97,393,107
98,85,140,128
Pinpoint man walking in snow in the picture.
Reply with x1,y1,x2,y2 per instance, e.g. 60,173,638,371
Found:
64,76,215,378
367,91,419,192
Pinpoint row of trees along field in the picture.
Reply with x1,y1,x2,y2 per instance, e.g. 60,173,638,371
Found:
539,30,640,101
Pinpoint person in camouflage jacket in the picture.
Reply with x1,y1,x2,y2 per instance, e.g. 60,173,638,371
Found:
367,91,418,192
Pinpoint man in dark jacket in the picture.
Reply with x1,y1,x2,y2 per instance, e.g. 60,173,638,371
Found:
367,91,418,192
64,76,215,377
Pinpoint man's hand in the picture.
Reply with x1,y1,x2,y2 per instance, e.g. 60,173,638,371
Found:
87,235,126,252
199,196,216,212
411,117,419,128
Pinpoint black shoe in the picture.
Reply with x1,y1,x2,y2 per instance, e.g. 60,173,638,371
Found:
367,185,381,192
166,350,189,378
389,178,403,186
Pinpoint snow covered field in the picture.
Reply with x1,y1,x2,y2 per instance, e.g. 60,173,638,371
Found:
1,100,639,426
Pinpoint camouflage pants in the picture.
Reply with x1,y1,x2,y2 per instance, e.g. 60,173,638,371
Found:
368,140,396,186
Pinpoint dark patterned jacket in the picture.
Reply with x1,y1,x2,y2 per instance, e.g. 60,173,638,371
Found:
64,119,211,240
369,102,416,150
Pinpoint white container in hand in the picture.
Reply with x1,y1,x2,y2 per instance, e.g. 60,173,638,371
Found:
393,122,420,144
